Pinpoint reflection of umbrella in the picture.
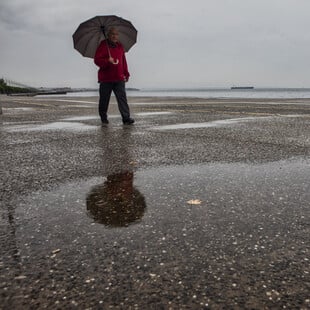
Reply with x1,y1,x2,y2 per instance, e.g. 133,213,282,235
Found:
86,171,146,227
72,15,137,58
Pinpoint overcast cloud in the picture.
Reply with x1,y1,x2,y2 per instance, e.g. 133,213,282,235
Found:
1,0,310,88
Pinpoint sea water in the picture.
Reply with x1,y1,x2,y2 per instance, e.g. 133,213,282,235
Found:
39,88,310,99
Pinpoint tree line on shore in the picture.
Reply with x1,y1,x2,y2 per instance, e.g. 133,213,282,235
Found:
0,79,34,94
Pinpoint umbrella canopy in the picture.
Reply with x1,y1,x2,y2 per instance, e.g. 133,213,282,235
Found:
72,15,137,58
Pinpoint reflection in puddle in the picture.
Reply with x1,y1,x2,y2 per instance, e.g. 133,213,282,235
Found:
86,171,147,227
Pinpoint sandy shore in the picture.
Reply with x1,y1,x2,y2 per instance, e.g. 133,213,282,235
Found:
0,95,309,309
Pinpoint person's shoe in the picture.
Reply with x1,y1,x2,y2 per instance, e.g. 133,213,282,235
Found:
101,119,109,125
123,118,135,125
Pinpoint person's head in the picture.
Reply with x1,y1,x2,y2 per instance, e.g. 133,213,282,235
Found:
107,27,119,43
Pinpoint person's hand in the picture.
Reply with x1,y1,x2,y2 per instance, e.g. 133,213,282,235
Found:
108,57,119,65
124,77,129,82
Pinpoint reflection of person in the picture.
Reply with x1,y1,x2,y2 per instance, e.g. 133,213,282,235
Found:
94,27,135,125
86,171,146,227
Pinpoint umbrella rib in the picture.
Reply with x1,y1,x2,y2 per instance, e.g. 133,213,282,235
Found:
73,25,99,44
83,32,99,56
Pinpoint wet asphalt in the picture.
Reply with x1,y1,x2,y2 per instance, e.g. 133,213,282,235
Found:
0,95,309,309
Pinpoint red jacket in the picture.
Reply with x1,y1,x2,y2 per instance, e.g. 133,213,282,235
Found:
94,40,130,83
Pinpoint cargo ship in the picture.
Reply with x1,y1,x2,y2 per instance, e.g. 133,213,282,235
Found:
231,86,254,90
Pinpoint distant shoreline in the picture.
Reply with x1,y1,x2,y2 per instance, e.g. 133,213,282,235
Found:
4,87,310,100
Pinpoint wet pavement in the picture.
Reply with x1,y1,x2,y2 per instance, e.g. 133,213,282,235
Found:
0,95,309,309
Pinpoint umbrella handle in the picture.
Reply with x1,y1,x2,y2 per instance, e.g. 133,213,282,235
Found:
101,25,112,58
106,42,112,58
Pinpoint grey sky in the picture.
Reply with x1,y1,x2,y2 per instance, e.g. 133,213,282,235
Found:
1,0,310,89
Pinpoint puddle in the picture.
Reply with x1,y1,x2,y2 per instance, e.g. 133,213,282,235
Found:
5,121,97,132
61,116,98,121
60,105,94,109
10,157,309,232
36,99,97,104
135,112,173,116
152,116,271,130
3,107,35,112
3,121,42,125
278,114,307,118
252,101,310,105
60,112,173,122
2,157,309,309
150,114,308,131
130,102,170,106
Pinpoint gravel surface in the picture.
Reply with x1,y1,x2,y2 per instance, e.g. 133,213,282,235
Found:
0,95,309,309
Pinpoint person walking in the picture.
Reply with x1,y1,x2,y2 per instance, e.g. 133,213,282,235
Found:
94,27,135,125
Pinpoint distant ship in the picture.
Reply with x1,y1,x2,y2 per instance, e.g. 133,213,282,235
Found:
231,86,254,90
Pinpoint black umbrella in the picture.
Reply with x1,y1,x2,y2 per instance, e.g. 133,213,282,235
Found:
72,15,137,58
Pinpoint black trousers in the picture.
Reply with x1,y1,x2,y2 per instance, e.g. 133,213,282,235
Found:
99,81,130,122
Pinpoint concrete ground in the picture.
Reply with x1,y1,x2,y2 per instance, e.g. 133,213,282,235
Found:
0,94,309,309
